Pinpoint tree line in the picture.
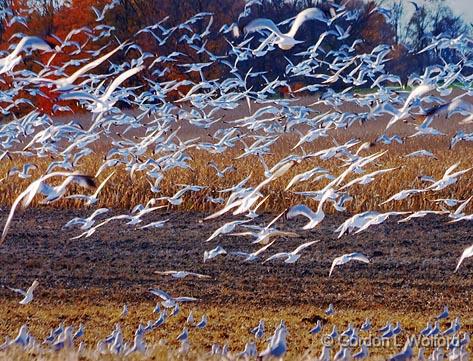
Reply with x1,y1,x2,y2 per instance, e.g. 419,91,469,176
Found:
0,0,470,114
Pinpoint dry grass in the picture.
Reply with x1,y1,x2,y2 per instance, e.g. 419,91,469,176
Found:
0,297,471,360
0,126,472,214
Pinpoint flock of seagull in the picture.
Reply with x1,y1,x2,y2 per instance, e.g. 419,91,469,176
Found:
1,294,470,361
0,0,472,358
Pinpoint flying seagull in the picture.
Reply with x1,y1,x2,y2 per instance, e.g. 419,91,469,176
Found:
1,172,96,243
7,279,39,305
149,288,198,308
329,252,370,277
244,7,328,50
154,270,211,279
455,244,473,273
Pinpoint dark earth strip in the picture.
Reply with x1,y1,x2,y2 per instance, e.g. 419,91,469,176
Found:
0,209,472,313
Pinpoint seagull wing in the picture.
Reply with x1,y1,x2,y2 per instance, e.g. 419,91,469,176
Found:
228,231,256,237
266,209,287,229
340,175,365,190
65,194,90,201
1,181,37,243
102,65,144,101
66,42,127,84
69,174,97,189
149,288,172,301
288,7,327,38
188,272,211,279
455,244,473,272
244,18,283,38
204,198,242,220
253,33,277,52
449,167,472,179
7,286,26,296
369,167,398,177
174,296,198,302
262,252,288,264
329,253,369,276
287,204,316,221
205,224,225,242
27,280,39,293
13,36,52,57
93,171,115,198
154,270,176,276
329,256,342,277
444,162,460,177
58,91,101,103
349,253,370,264
230,251,251,258
253,240,277,257
269,160,297,182
342,167,397,190
454,196,473,216
21,178,48,208
293,240,319,254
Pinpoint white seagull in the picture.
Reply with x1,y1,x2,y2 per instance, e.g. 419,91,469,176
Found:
154,270,211,279
262,240,319,264
8,279,39,305
329,253,370,277
149,288,198,308
203,245,227,262
65,171,115,205
455,244,473,272
244,7,328,50
204,219,251,242
0,36,53,74
1,172,96,243
286,204,325,230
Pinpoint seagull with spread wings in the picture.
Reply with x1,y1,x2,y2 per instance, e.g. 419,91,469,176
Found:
154,271,211,279
455,244,473,273
244,7,328,50
149,288,198,308
329,253,370,277
263,240,319,264
1,172,96,243
7,279,39,305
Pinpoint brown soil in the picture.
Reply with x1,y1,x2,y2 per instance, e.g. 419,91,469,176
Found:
0,208,472,313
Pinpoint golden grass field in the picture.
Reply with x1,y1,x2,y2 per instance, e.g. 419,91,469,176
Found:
0,299,472,360
0,116,472,214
